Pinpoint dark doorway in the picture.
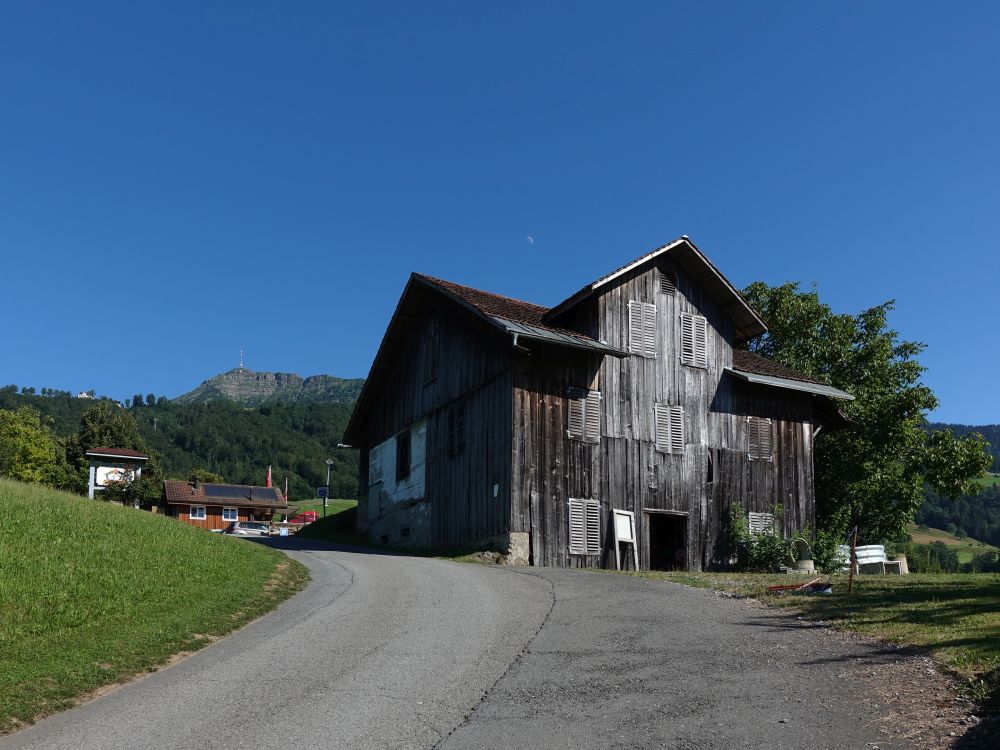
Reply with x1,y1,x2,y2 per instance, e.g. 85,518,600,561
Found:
648,513,687,571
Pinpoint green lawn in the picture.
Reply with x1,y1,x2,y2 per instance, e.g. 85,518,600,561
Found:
907,522,999,563
0,478,308,734
975,473,1000,488
629,570,1000,707
283,499,357,518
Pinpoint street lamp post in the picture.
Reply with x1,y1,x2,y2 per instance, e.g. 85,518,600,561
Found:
324,458,334,518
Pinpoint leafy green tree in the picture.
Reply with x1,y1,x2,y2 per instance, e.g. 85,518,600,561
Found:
742,282,992,542
187,467,224,484
145,393,156,407
0,407,69,485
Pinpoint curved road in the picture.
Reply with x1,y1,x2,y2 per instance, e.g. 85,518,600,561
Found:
3,539,935,749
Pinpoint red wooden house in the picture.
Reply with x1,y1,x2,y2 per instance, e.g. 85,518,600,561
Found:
163,480,288,531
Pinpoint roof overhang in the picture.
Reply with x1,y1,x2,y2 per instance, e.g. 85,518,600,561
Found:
495,318,625,356
86,451,149,461
725,367,855,400
544,237,768,343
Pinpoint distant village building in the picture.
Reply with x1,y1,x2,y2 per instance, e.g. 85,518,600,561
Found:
343,236,853,570
86,447,149,499
163,480,288,531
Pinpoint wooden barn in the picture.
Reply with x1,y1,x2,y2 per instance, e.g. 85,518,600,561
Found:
163,480,288,531
343,237,852,570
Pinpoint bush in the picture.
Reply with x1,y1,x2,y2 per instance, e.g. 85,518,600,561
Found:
811,529,848,574
727,503,794,572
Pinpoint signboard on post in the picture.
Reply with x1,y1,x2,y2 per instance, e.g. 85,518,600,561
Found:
613,509,639,571
316,486,329,499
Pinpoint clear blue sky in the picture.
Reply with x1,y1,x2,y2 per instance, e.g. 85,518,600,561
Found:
1,2,997,423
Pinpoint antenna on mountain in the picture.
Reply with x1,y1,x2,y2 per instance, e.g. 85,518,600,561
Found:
239,349,244,370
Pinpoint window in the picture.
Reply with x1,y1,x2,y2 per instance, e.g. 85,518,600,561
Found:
660,269,676,295
747,416,773,462
748,511,775,536
222,507,238,522
680,312,708,368
654,403,684,454
567,388,601,443
423,321,439,384
568,498,601,555
189,505,206,520
447,404,466,456
627,301,656,357
396,430,411,482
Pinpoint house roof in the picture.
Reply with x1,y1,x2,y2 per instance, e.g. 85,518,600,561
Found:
728,350,854,401
163,480,288,509
414,274,624,356
86,447,149,461
544,237,768,343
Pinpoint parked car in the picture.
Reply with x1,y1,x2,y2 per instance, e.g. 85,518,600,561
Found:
221,521,271,537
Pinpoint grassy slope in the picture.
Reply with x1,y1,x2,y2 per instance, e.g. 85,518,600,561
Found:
632,570,1000,706
0,479,308,733
907,522,999,563
284,499,357,518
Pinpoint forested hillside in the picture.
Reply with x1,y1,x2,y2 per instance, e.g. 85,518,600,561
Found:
928,422,999,468
917,483,1000,549
0,388,358,499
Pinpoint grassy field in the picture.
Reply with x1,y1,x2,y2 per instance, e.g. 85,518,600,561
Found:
631,570,1000,707
283,499,357,518
0,478,308,734
975,473,1000,488
907,522,999,563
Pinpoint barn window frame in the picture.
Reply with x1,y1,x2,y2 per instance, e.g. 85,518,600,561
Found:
746,416,773,462
189,505,206,520
567,388,601,443
568,498,602,555
627,301,657,357
680,312,709,368
396,430,411,482
654,403,685,454
660,268,677,296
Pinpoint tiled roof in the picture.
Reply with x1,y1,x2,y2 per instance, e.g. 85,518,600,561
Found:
86,447,149,459
414,274,614,346
416,274,550,325
163,480,287,508
732,350,826,386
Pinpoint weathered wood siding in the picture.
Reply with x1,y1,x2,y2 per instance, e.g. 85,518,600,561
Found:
355,287,513,547
517,258,817,569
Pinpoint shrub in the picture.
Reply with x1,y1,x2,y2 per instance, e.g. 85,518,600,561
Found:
727,503,794,572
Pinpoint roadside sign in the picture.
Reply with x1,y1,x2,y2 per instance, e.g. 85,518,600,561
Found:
279,527,289,537
316,485,329,498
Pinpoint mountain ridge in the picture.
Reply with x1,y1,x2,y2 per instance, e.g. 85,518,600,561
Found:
173,367,365,406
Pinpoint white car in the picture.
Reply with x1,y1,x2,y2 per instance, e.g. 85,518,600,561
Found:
221,521,270,537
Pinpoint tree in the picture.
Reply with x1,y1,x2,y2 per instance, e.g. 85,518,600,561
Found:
742,282,991,542
0,407,69,485
187,467,224,484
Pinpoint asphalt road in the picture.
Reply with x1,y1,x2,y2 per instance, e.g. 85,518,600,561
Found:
2,540,932,749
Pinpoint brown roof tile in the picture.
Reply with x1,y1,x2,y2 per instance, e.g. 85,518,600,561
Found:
732,350,826,385
163,480,287,508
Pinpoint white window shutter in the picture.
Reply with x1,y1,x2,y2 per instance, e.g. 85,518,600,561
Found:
568,392,585,439
568,499,587,554
641,302,656,357
748,511,775,536
654,403,669,452
748,416,773,461
584,390,601,442
585,500,601,553
660,269,676,295
655,403,684,454
669,405,684,454
627,302,643,355
681,313,695,365
694,315,708,367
